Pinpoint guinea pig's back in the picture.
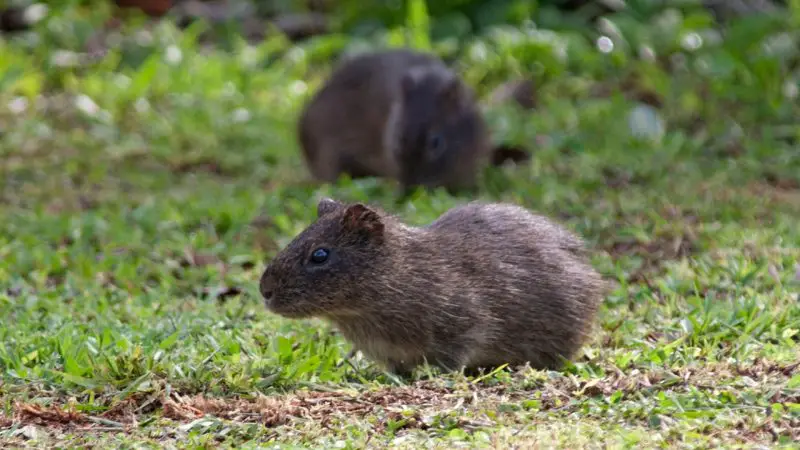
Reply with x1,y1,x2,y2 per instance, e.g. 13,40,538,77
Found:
298,50,445,178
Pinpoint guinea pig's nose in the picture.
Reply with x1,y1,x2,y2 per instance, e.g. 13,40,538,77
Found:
259,272,275,301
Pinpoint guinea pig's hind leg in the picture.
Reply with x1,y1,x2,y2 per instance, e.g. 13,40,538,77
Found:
385,358,414,380
429,349,470,375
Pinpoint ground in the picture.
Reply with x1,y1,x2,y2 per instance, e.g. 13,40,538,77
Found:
0,3,799,449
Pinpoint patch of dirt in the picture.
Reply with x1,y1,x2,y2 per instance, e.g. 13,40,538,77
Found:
4,360,797,443
519,358,797,400
749,181,800,208
734,359,800,379
762,172,800,191
4,385,454,433
14,403,90,427
160,386,450,429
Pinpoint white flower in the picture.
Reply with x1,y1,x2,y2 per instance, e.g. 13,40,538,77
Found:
763,33,794,57
239,45,259,68
8,97,28,114
134,98,150,113
680,32,702,51
114,74,131,89
75,94,99,116
23,4,48,24
231,108,251,123
286,47,305,63
290,80,307,96
596,36,614,54
135,30,154,46
165,45,182,65
783,80,799,100
469,42,488,61
628,103,665,141
51,50,80,67
35,123,53,139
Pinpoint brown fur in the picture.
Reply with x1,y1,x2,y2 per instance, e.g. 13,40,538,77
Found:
297,49,492,193
260,198,605,375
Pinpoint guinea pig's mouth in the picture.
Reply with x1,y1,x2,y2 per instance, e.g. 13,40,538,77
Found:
264,295,316,319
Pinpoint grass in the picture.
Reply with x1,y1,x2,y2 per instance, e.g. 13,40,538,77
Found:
1,2,799,448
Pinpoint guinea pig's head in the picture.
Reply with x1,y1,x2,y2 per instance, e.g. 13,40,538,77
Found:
259,198,387,319
394,67,490,192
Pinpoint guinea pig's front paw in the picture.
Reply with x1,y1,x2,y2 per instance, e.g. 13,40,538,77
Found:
430,351,470,374
385,359,414,379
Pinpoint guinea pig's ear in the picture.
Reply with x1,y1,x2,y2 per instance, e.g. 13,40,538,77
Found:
317,197,342,217
441,77,469,109
341,203,384,239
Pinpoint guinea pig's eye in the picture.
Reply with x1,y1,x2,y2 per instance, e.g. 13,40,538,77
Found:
428,133,442,150
426,132,446,159
309,247,330,264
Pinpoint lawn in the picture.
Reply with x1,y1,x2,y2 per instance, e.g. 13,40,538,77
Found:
0,1,799,448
